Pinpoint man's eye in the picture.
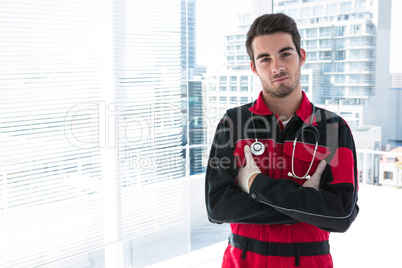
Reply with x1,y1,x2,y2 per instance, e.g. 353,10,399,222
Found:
282,53,291,57
261,58,270,62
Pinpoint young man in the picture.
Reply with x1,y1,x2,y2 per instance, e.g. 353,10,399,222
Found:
205,13,359,267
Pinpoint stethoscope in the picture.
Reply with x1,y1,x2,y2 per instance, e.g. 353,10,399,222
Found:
250,103,320,180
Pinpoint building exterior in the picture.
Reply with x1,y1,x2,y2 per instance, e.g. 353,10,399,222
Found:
203,70,255,144
390,73,402,147
354,126,381,184
379,147,402,187
273,0,392,146
204,0,393,147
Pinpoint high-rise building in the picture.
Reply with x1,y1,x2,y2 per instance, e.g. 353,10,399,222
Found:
390,73,402,147
273,0,392,145
180,0,207,175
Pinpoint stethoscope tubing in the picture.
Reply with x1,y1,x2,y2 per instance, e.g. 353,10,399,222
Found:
250,103,319,180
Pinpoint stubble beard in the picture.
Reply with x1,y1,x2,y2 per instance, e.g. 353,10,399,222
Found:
261,67,301,99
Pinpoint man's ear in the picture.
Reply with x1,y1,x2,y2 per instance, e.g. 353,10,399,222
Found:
250,61,259,76
299,48,306,67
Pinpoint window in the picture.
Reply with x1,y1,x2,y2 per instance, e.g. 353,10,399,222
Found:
355,0,366,12
351,24,362,35
322,63,333,72
320,27,333,37
307,52,318,61
306,40,318,49
300,7,311,18
327,3,337,15
313,5,323,16
240,97,249,104
320,51,332,60
301,74,309,84
335,50,346,60
306,28,317,38
288,8,298,18
383,171,394,180
335,26,346,36
340,2,352,13
2,0,401,267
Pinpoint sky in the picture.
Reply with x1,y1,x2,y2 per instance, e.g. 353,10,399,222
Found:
196,0,252,71
196,0,402,73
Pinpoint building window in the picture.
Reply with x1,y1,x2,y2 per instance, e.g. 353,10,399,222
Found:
230,86,237,92
288,8,297,18
306,28,317,38
340,2,352,13
335,39,345,48
319,27,333,37
307,52,318,61
384,171,394,181
240,86,248,92
335,50,346,60
301,74,309,84
355,0,366,12
351,24,362,35
319,39,332,49
220,86,227,91
335,26,346,36
335,62,345,72
322,63,332,72
240,97,248,104
209,96,217,102
313,5,323,17
230,96,237,104
240,76,248,83
305,40,318,49
300,7,311,18
319,51,332,60
219,96,227,103
326,3,337,15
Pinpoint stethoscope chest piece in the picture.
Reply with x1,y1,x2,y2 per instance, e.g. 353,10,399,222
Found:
251,140,265,156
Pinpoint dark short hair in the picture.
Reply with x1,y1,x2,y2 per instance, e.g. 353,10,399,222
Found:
246,13,301,65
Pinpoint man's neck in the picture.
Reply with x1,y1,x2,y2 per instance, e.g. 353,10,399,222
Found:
262,88,303,122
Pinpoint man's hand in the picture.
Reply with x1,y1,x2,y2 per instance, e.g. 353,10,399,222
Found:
238,145,261,193
303,160,326,191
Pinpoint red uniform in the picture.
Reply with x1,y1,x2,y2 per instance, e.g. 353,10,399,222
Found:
205,92,359,267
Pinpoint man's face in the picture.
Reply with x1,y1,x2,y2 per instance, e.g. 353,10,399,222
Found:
250,32,306,98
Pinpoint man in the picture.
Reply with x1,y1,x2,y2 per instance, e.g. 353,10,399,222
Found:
205,13,359,267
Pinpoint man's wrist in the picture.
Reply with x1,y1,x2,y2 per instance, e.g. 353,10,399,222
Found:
248,173,259,189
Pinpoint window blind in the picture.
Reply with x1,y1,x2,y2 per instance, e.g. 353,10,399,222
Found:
113,0,187,240
0,1,106,266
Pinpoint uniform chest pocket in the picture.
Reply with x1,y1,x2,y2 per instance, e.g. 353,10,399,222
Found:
283,141,331,180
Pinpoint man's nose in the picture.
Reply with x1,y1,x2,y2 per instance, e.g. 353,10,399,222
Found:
271,59,284,74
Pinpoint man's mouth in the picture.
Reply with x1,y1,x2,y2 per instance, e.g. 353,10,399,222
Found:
273,76,289,83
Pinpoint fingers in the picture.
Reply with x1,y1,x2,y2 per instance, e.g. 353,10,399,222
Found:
314,160,326,176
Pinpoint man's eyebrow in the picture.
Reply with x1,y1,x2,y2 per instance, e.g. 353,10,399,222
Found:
255,47,295,60
256,53,270,60
278,47,295,53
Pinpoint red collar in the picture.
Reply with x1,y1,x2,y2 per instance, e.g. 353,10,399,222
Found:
249,91,317,126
